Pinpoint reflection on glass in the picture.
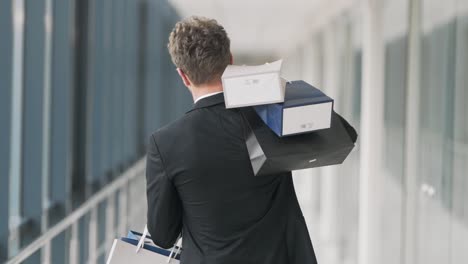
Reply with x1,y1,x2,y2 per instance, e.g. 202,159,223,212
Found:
417,0,457,262
381,1,408,263
450,7,468,262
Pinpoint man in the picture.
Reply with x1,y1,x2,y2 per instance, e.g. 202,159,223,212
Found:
146,16,318,264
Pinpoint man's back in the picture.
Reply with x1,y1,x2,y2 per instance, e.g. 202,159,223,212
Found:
146,93,317,264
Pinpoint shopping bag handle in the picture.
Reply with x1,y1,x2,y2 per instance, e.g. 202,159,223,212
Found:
135,225,149,253
167,233,182,263
135,224,182,263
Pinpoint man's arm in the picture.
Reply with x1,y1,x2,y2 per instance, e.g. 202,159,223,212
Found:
146,134,182,249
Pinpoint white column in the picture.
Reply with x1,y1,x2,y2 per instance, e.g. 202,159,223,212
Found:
41,0,53,262
106,195,116,251
358,0,385,264
118,183,129,236
8,0,25,257
88,208,98,264
403,0,421,263
319,21,341,264
69,223,80,264
451,1,468,263
299,38,323,229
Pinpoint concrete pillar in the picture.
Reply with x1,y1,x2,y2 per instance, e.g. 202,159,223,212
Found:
8,0,25,258
300,37,324,229
88,208,98,264
319,21,342,264
69,223,79,264
403,0,421,263
41,0,53,263
358,0,385,263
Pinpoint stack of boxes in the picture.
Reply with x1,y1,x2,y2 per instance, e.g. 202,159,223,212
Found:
221,60,357,176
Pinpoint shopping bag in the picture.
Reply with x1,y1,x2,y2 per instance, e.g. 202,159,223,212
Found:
107,225,181,264
241,107,357,176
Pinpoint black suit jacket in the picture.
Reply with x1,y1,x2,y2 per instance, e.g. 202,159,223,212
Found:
146,93,318,264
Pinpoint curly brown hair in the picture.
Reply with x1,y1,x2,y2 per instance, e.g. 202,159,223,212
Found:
168,16,231,86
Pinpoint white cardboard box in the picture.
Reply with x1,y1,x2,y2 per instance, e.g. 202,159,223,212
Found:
221,59,285,108
253,80,334,137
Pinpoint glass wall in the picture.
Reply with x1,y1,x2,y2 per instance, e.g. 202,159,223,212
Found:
416,0,468,263
451,2,468,263
381,0,408,263
0,0,13,261
48,0,75,262
21,1,47,262
0,0,190,262
287,0,468,264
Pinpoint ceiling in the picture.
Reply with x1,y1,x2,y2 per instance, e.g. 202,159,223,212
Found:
168,0,324,57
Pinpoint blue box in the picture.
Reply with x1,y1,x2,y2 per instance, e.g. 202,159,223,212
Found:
254,80,333,137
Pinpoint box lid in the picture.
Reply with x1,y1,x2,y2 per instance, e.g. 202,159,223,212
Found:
283,80,333,108
222,59,282,78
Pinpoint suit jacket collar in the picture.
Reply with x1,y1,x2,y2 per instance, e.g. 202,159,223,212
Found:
186,92,225,114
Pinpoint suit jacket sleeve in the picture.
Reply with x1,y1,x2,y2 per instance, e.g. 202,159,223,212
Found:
146,134,182,249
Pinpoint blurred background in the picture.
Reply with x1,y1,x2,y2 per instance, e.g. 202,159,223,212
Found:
0,0,467,263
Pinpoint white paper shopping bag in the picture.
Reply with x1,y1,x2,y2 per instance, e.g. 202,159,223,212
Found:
222,59,285,108
106,239,180,264
107,225,181,264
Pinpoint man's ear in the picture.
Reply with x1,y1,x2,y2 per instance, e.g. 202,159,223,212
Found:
176,68,192,87
229,53,233,65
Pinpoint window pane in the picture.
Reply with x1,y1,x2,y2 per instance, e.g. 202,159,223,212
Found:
49,0,75,262
450,5,468,262
50,0,74,218
381,0,408,263
417,0,457,262
143,2,164,137
21,0,46,250
0,0,13,261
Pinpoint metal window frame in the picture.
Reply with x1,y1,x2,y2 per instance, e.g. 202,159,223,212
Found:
8,0,26,258
40,0,53,262
450,6,468,263
5,158,146,264
22,0,50,249
0,0,13,261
